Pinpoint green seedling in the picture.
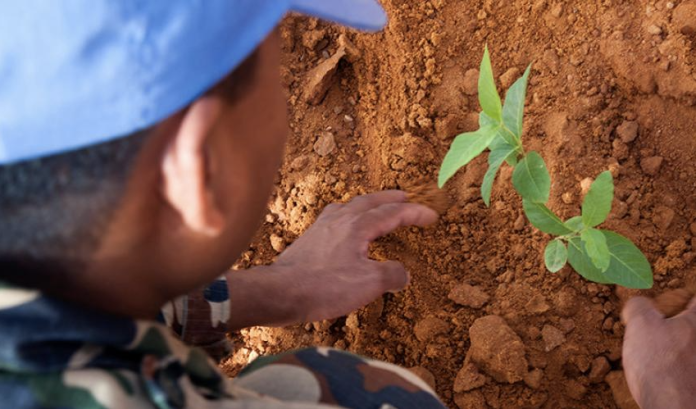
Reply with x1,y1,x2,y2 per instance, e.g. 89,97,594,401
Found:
438,47,653,289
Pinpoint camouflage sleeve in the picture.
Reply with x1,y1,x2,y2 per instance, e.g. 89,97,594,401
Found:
234,347,447,409
160,275,233,361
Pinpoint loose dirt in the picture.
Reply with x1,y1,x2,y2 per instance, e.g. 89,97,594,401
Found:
221,1,696,407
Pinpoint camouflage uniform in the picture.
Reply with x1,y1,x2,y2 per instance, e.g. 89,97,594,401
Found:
0,279,445,409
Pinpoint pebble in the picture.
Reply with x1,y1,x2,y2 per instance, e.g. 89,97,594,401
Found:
414,317,449,343
513,214,526,231
580,177,593,195
612,139,629,160
551,3,564,17
453,363,489,392
448,284,491,308
290,155,310,171
454,390,486,409
616,121,639,143
500,67,521,89
690,222,696,236
269,234,286,253
463,69,480,95
606,371,640,409
566,379,587,400
541,325,566,351
524,369,544,389
562,192,574,204
647,24,663,35
589,356,611,383
559,318,576,333
652,205,675,231
313,132,336,157
469,316,528,383
525,294,550,315
640,156,663,176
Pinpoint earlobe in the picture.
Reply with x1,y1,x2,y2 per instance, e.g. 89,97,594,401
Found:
161,96,225,236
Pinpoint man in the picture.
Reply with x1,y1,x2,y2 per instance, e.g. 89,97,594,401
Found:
0,2,691,409
0,1,444,408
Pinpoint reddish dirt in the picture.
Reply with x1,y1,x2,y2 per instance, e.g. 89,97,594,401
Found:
221,1,696,407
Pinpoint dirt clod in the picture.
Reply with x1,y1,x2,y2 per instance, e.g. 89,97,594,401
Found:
469,316,528,384
406,182,451,214
541,324,566,351
454,362,489,392
269,234,286,253
448,283,490,309
313,132,336,157
454,390,487,409
640,156,664,176
524,369,544,390
589,356,611,383
414,317,449,343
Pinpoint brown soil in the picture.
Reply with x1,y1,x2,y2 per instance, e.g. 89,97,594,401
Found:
221,1,696,407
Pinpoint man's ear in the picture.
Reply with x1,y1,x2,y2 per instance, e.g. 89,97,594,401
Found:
161,95,225,236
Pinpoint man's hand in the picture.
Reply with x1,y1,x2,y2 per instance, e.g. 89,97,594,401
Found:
622,296,696,409
225,190,438,331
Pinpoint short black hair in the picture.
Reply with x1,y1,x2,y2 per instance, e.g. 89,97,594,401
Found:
0,129,150,276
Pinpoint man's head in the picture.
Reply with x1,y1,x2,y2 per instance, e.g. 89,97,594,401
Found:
0,1,387,317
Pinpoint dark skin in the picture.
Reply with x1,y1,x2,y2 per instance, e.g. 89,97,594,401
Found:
64,31,438,332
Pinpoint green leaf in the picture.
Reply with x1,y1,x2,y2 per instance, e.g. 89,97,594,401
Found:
523,200,574,235
438,125,498,188
582,171,614,227
502,65,532,139
568,237,613,284
601,230,653,289
565,216,584,232
489,134,519,166
512,152,551,203
581,228,611,272
545,239,568,273
481,140,517,206
479,111,498,128
479,46,502,122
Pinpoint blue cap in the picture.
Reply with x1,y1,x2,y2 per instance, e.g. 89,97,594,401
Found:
0,0,386,165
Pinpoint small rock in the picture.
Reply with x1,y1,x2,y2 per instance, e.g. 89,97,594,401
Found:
513,214,526,231
647,24,663,35
589,356,611,383
448,284,491,309
290,155,310,171
551,3,564,17
500,67,521,89
616,121,639,143
566,379,587,400
612,139,629,160
525,294,550,315
524,369,544,389
463,69,480,95
454,390,487,409
606,371,640,409
454,363,489,392
580,177,594,196
408,366,437,390
269,234,286,252
345,312,359,330
469,316,528,383
414,317,450,343
541,325,566,351
640,156,663,176
653,205,675,231
559,318,576,333
603,317,615,331
689,222,696,236
313,132,336,157
562,192,574,204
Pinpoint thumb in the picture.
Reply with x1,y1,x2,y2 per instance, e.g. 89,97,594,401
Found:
622,296,664,328
375,260,410,293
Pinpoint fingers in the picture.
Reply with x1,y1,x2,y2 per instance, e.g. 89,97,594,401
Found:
622,296,664,328
343,190,407,213
373,260,410,293
356,202,439,242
